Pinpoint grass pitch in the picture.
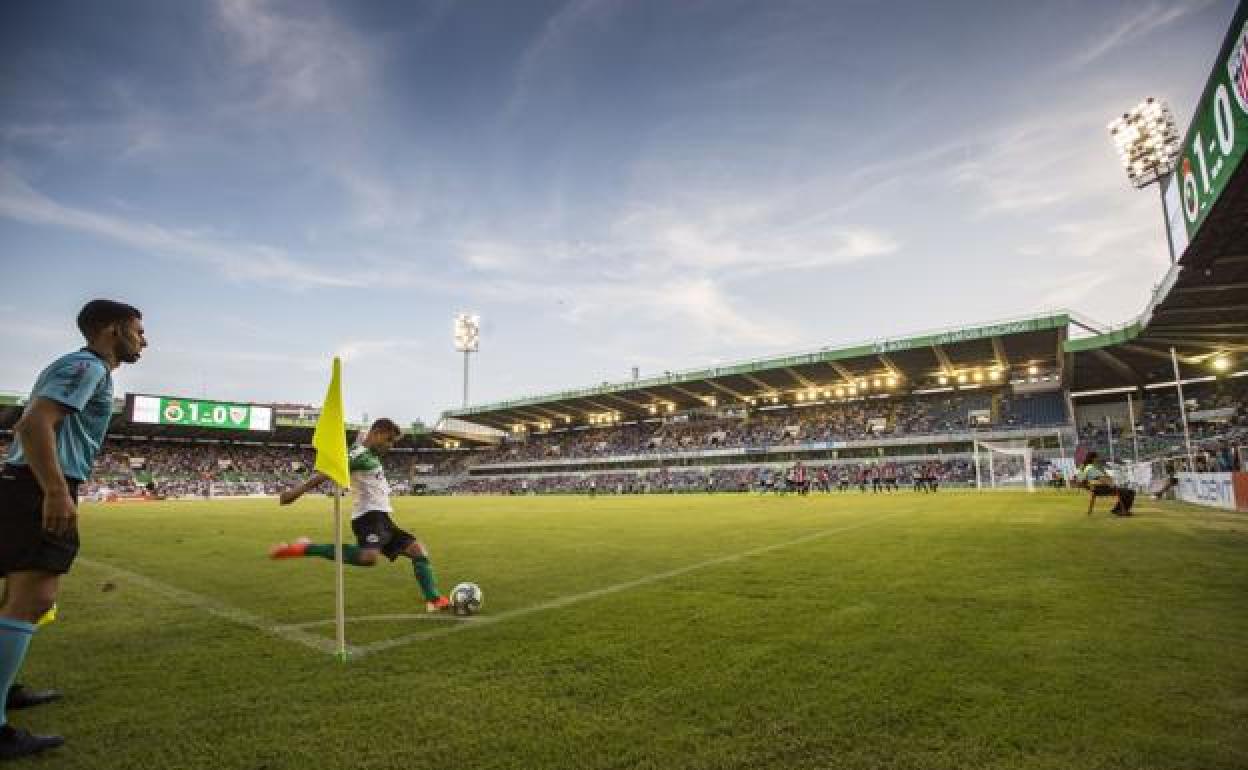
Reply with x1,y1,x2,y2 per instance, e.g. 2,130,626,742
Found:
13,491,1248,769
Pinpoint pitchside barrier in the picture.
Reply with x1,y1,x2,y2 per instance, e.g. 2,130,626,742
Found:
1175,472,1248,511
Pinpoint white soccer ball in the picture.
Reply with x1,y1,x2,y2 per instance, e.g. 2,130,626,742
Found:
450,582,483,616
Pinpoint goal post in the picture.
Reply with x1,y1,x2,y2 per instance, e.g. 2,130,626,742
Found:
973,439,1035,492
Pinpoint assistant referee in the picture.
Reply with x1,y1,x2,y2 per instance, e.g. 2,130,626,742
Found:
0,300,145,760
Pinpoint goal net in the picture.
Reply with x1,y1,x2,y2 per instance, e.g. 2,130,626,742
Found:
973,439,1035,492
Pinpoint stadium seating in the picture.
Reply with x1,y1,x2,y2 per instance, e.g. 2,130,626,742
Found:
470,389,1070,466
1,381,1239,498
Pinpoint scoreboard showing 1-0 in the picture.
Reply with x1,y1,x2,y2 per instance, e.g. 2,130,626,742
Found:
127,394,274,432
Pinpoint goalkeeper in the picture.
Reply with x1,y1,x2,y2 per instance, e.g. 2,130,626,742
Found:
269,418,451,612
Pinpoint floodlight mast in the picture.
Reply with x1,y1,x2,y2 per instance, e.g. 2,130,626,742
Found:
453,313,480,408
1107,97,1182,262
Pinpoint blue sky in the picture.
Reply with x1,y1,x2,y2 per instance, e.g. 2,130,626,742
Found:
0,0,1238,424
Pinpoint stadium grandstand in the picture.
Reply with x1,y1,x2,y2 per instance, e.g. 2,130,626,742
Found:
6,303,1241,500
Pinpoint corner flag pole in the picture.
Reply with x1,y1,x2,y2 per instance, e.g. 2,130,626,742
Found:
311,357,352,663
333,483,346,661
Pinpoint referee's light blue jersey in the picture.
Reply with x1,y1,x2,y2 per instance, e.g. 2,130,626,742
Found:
5,349,114,482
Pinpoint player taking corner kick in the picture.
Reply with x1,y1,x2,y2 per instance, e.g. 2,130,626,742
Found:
269,418,451,612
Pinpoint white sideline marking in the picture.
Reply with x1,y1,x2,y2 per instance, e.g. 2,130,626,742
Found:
276,613,472,631
353,512,902,658
76,557,354,657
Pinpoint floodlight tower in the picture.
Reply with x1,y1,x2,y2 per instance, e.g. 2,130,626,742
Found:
1109,98,1193,469
453,313,480,408
1107,97,1182,262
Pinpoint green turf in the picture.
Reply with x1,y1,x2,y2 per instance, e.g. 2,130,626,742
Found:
11,491,1248,769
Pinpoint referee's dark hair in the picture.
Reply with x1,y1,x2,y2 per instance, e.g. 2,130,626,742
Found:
77,299,142,339
370,417,402,437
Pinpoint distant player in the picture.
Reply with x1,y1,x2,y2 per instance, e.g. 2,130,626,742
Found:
269,418,451,612
838,469,850,492
882,465,897,492
792,461,808,496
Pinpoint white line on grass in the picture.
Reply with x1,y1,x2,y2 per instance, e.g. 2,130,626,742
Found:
275,613,472,631
353,512,903,658
76,557,355,657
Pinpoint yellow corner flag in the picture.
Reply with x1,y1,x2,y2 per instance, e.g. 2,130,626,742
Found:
312,357,350,489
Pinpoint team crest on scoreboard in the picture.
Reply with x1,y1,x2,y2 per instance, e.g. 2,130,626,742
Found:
229,406,248,425
1232,19,1248,114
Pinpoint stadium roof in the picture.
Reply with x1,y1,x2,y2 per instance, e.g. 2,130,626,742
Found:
441,314,1072,432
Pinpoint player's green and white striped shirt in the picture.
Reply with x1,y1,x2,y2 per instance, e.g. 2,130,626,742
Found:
349,445,391,517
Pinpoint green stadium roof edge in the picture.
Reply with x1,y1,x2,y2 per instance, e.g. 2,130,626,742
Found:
441,313,1076,431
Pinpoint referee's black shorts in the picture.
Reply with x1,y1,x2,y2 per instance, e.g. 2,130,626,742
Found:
0,464,81,576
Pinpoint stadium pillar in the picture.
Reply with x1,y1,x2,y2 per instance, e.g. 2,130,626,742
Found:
462,350,470,407
1159,176,1177,264
1126,391,1139,463
1170,347,1196,471
1106,415,1115,464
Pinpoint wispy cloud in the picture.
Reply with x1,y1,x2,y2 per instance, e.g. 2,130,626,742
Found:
947,107,1125,217
334,338,425,363
1034,268,1117,308
1065,0,1218,71
215,0,372,110
0,169,368,289
443,193,897,350
503,0,619,120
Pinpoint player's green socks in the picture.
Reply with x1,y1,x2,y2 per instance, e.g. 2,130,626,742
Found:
411,554,440,601
304,543,371,566
0,619,37,727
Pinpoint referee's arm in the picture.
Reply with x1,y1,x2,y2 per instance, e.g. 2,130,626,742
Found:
14,397,76,537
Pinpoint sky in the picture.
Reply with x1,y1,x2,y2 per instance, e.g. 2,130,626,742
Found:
0,0,1239,425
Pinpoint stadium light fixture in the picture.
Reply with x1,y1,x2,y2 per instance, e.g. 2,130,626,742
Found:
835,387,845,398
1107,97,1181,261
1212,355,1231,372
938,375,948,386
1108,98,1180,189
1027,365,1038,375
989,369,1001,380
872,378,882,388
885,376,897,387
848,386,858,396
453,312,481,407
957,374,968,384
973,371,983,383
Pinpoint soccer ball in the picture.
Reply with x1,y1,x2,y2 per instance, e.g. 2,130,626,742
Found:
449,582,483,616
